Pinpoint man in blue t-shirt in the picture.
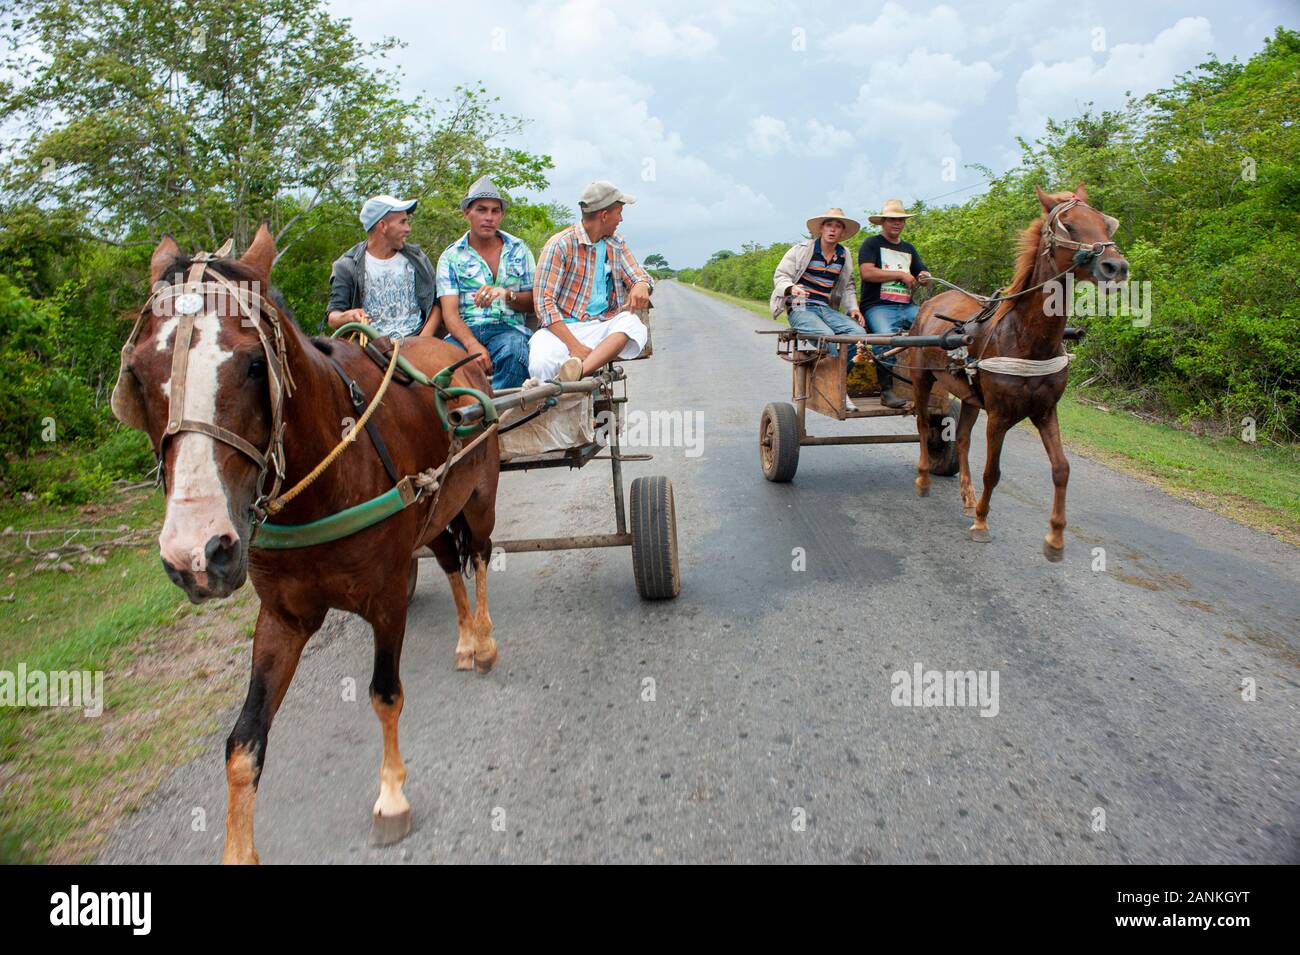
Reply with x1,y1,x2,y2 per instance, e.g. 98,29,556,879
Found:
857,198,931,408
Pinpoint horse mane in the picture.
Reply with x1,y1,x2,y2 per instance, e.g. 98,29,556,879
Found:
992,190,1074,322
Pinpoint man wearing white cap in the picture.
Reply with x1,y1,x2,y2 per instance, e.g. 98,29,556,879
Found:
858,199,931,408
326,195,441,338
528,181,651,382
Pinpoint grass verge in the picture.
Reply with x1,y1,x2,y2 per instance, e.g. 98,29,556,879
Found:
0,488,257,862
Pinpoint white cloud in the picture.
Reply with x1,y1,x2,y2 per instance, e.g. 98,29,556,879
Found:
840,49,1000,201
803,119,854,158
1011,17,1215,142
533,0,717,60
822,2,969,58
747,115,793,155
745,116,853,157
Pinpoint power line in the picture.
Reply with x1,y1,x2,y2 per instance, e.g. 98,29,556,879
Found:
914,180,988,205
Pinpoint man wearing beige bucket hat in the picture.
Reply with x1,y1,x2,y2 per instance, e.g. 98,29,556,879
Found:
770,206,866,411
858,198,931,408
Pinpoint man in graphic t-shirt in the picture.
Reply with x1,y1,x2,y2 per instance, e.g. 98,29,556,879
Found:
326,195,441,339
858,198,931,409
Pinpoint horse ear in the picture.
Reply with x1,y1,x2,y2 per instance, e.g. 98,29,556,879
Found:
1073,182,1089,203
240,223,276,279
150,234,181,286
1035,185,1058,213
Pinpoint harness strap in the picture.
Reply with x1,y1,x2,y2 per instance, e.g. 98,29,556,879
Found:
326,356,401,486
262,330,403,518
166,310,197,436
175,419,268,466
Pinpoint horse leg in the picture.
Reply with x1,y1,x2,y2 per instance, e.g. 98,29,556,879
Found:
461,489,498,673
470,553,497,672
912,369,935,497
430,530,477,671
970,415,1010,543
367,591,412,845
223,603,320,864
1033,406,1070,562
956,400,980,515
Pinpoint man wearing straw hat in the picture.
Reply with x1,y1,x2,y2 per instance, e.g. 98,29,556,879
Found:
770,206,866,412
858,198,931,409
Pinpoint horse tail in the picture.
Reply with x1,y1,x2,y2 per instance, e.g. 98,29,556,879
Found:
446,514,473,577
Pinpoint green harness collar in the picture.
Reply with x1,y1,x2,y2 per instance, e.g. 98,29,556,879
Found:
249,325,495,550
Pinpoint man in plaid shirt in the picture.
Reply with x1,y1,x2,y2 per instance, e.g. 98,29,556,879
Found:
528,181,652,381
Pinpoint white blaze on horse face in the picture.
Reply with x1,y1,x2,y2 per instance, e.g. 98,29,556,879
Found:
158,311,238,581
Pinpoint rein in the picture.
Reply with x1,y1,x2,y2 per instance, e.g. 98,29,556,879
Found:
896,196,1118,380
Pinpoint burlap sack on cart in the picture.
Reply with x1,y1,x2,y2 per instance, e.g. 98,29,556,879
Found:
498,390,596,460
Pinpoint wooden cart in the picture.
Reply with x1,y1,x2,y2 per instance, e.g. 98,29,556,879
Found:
755,328,966,483
414,309,680,600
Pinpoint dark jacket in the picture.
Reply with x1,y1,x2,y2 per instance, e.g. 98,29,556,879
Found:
325,239,438,330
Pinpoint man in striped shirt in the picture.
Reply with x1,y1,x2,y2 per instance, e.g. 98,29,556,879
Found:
770,206,866,410
528,181,652,382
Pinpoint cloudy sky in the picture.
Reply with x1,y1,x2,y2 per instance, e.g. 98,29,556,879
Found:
329,0,1295,267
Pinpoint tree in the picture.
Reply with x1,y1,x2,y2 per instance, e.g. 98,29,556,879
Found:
0,1,553,258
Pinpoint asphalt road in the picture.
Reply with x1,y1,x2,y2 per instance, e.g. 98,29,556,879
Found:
102,280,1299,864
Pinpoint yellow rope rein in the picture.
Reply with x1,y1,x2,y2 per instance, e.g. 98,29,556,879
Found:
263,338,403,517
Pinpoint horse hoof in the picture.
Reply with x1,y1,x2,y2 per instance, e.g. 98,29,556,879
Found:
1043,540,1065,562
969,526,992,543
455,650,474,671
475,641,499,674
916,483,930,498
370,808,412,846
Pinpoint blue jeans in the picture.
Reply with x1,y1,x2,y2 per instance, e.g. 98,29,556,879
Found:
445,322,532,391
788,303,862,359
865,303,918,365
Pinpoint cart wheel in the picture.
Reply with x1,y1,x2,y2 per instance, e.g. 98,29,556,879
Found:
407,557,419,601
759,402,800,482
927,398,961,476
630,475,680,600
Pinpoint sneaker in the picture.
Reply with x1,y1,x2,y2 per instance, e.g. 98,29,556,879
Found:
557,356,583,382
845,397,859,413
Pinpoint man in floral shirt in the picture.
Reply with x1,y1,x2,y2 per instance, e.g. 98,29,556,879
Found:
436,176,537,390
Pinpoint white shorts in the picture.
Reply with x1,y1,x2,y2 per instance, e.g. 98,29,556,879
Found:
528,310,648,380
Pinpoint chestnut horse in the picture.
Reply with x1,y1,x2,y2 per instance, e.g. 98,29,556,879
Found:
111,225,499,863
909,185,1128,560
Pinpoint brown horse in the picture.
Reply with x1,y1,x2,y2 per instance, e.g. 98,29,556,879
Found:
111,225,500,863
909,184,1128,560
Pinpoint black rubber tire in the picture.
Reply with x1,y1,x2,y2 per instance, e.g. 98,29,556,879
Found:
630,475,680,600
759,402,800,482
407,557,419,601
927,398,961,476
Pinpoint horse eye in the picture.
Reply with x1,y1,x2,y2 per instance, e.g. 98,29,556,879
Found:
248,359,266,380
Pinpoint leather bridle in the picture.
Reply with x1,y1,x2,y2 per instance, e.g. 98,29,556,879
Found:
121,250,295,523
1040,196,1119,269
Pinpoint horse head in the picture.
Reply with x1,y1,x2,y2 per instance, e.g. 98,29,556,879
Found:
113,225,286,602
1035,183,1129,285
